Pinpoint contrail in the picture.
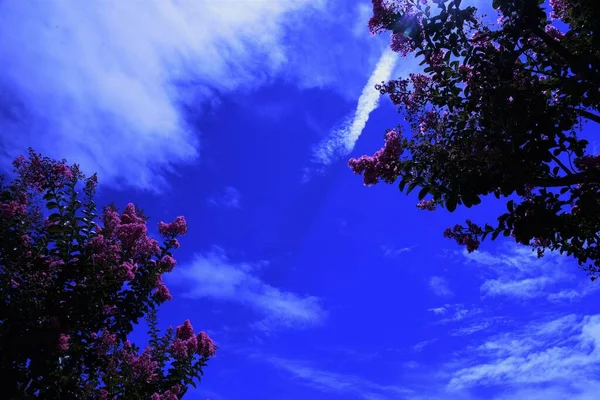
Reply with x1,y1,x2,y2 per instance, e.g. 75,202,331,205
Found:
313,48,399,164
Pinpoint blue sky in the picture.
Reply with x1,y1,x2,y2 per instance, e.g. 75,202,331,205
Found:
2,0,600,399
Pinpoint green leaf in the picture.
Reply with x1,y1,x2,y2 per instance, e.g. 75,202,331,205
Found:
507,200,514,212
418,186,429,200
406,181,420,195
48,213,62,222
46,201,59,210
47,225,64,234
399,178,408,192
446,197,458,212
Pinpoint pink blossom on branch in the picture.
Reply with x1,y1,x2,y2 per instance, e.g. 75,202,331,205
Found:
58,334,70,351
416,199,437,211
348,129,403,185
196,331,217,358
549,0,569,20
368,0,399,35
0,150,215,397
390,33,414,56
158,216,188,238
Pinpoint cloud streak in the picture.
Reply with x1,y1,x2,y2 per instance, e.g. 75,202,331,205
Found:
447,313,600,391
313,48,399,165
168,247,326,332
265,356,411,400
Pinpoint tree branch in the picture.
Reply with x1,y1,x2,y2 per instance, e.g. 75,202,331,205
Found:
531,26,600,84
530,170,599,188
576,109,600,125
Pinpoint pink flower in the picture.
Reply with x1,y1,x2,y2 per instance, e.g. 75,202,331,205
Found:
545,24,565,40
176,319,195,340
425,49,446,70
196,331,216,358
416,199,437,211
121,261,137,281
549,0,569,20
171,339,189,359
160,255,176,272
58,333,70,351
158,216,188,237
348,130,403,185
153,280,172,303
368,0,398,35
128,351,158,381
0,201,27,218
390,33,414,57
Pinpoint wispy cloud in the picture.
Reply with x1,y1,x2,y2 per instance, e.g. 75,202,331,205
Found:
0,0,336,190
429,276,453,298
461,242,595,301
208,186,241,209
412,339,438,352
427,303,483,323
447,313,600,391
381,244,416,258
265,356,411,400
168,247,326,332
313,48,399,165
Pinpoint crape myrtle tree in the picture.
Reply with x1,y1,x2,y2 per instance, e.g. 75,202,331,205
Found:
0,150,217,399
349,0,600,278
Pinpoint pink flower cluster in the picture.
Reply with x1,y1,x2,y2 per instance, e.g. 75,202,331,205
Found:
443,221,481,252
549,0,569,20
0,200,27,218
368,0,398,35
378,74,431,112
348,130,403,185
545,24,565,41
153,275,172,303
170,320,217,359
151,385,181,400
158,216,188,238
58,333,70,351
126,348,159,382
574,155,600,171
159,255,176,272
425,49,446,71
416,199,437,211
390,33,414,57
12,151,75,192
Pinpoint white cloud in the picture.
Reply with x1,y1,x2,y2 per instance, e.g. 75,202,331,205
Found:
381,244,416,257
312,48,399,165
429,276,453,298
481,276,552,298
412,339,438,352
0,0,346,191
428,304,483,323
208,186,241,209
450,321,491,336
168,247,326,331
265,356,412,399
462,242,594,301
447,313,600,391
